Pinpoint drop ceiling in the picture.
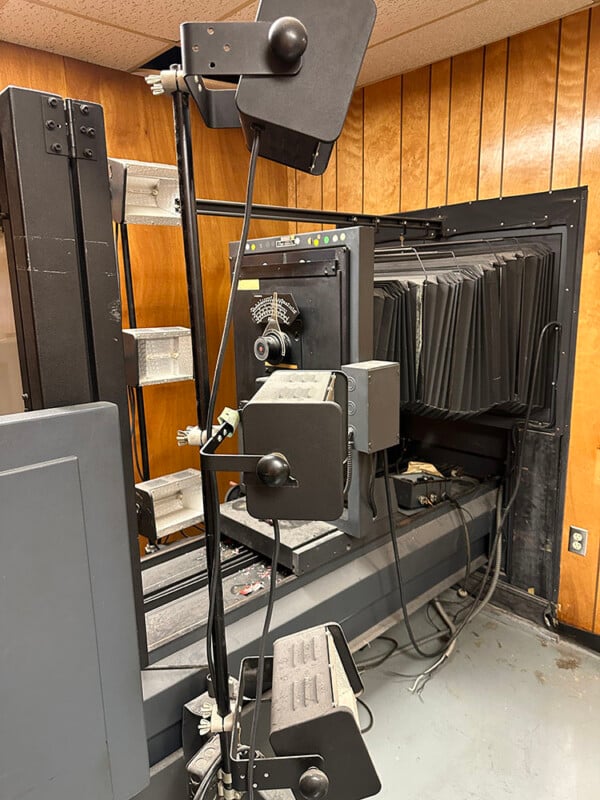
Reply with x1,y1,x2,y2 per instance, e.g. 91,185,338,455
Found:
0,0,595,83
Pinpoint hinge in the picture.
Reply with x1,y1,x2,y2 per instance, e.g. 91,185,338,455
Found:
42,97,99,160
66,100,99,161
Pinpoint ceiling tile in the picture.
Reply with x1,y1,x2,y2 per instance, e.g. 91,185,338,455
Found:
358,0,591,84
0,0,168,70
36,0,249,40
369,0,477,45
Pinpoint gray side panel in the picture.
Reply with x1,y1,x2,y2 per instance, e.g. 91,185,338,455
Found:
0,458,113,800
0,403,149,800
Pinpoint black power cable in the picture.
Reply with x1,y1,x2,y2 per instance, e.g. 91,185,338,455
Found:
247,519,281,800
203,128,262,686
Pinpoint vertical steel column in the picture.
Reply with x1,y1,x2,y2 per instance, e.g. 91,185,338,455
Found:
172,89,232,773
119,222,150,481
119,222,151,481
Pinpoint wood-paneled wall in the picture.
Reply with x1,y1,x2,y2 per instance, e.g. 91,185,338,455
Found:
288,9,600,635
0,41,290,530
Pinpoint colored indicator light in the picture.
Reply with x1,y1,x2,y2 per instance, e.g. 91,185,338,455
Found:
313,238,319,246
323,235,330,244
251,243,256,251
307,238,312,245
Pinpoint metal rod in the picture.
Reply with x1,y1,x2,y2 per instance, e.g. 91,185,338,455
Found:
172,89,232,774
194,197,442,234
120,222,151,481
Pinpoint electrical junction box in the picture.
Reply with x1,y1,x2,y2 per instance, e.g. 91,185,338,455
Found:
342,360,400,454
123,326,193,386
392,472,448,510
135,468,203,543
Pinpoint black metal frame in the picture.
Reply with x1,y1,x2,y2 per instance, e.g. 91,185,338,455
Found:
392,189,587,615
194,197,442,238
0,86,148,664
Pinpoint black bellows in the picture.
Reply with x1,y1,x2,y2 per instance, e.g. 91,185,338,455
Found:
374,245,555,418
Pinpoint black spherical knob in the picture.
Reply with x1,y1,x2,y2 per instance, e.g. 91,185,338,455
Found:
256,453,291,488
299,767,330,800
268,16,308,63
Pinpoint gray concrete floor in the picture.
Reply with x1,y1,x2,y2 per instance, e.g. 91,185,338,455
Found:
357,602,600,800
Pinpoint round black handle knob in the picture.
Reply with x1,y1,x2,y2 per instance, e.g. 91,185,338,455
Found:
299,767,329,800
256,453,291,488
254,333,281,363
268,16,308,63
254,332,290,365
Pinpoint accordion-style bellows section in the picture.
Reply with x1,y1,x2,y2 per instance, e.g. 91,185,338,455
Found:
374,245,555,418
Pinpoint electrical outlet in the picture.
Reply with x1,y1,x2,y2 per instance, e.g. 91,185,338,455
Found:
568,526,588,556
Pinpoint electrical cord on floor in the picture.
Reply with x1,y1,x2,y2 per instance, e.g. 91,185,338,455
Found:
383,448,447,659
382,320,560,673
447,497,471,588
357,697,374,734
203,127,261,686
247,519,281,800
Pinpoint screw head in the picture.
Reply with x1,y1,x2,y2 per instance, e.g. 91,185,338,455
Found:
80,104,89,115
47,97,58,108
51,142,62,153
79,125,87,134
45,119,56,130
83,148,93,158
87,127,96,138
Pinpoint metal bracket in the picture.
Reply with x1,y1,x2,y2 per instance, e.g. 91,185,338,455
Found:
42,95,68,156
67,100,100,161
181,22,302,79
42,96,99,160
229,657,325,793
200,420,298,487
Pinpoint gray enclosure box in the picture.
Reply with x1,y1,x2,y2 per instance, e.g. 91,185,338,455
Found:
0,403,149,800
342,360,400,454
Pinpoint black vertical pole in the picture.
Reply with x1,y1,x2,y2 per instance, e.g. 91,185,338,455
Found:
120,222,151,480
172,89,232,774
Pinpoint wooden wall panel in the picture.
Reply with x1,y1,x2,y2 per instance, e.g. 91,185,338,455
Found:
560,8,600,632
479,40,508,200
447,49,484,204
400,67,430,211
552,12,589,190
296,171,323,233
336,90,364,212
363,77,401,214
427,59,451,208
502,22,560,196
0,41,66,96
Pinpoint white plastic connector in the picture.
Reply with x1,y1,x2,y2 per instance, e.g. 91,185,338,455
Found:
176,425,219,447
217,407,240,435
144,67,189,96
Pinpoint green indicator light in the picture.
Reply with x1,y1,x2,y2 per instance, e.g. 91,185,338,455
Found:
323,235,330,244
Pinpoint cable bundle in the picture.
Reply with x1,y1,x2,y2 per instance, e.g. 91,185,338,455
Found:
373,245,555,418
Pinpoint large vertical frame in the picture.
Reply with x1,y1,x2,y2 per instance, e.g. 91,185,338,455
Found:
0,86,148,663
